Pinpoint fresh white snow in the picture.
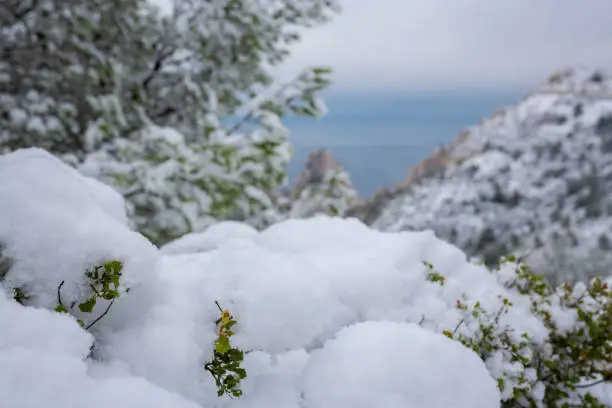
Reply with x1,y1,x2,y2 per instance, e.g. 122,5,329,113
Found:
160,221,258,255
8,147,601,408
301,321,500,408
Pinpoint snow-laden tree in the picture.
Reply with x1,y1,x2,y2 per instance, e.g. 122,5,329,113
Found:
0,0,339,244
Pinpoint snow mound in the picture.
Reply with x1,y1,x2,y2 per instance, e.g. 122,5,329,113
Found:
148,216,542,406
302,321,500,408
1,148,525,407
0,290,199,408
0,148,159,327
0,290,92,358
161,221,258,255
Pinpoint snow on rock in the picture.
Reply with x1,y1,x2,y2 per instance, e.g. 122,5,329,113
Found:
301,321,500,408
1,149,520,407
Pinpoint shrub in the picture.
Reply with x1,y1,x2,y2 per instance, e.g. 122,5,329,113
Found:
54,260,124,330
49,262,247,398
204,301,247,398
426,256,612,407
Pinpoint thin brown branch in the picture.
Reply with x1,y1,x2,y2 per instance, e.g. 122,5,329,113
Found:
574,378,608,389
57,280,65,307
142,47,175,89
84,298,115,330
453,318,465,335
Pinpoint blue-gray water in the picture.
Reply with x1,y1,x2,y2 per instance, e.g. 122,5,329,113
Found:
285,91,524,197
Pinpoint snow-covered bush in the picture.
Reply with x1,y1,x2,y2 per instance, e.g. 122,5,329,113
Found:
0,0,339,245
0,148,501,408
2,148,610,407
428,256,612,407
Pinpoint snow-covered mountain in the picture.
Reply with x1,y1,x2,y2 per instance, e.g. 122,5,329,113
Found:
351,68,612,284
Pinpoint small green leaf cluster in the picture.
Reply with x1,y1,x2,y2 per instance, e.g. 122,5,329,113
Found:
425,257,612,407
440,294,534,403
55,260,124,330
204,302,247,398
423,261,446,286
12,287,30,305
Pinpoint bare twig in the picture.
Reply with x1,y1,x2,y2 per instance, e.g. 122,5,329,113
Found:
494,304,507,324
57,280,65,307
141,47,175,89
453,319,465,335
574,378,608,389
89,284,102,297
84,299,115,330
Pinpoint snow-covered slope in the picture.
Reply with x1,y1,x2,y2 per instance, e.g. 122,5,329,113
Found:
369,68,612,284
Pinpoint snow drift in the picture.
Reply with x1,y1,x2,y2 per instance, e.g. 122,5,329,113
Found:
0,147,561,408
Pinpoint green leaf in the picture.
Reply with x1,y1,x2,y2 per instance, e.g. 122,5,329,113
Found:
312,67,332,75
233,368,247,379
55,304,68,313
78,296,97,313
215,336,231,354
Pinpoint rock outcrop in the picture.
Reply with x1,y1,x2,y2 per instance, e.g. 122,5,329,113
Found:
291,150,343,196
290,149,359,218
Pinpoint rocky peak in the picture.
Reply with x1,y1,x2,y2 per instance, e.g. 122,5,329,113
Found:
292,149,342,197
541,67,612,93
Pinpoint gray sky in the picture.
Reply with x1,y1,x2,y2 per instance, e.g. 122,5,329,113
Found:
278,0,612,93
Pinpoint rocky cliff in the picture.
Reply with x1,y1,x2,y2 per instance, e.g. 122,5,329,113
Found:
251,149,359,227
354,68,612,284
290,149,359,218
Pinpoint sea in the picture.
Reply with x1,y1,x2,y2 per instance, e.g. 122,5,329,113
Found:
284,90,524,197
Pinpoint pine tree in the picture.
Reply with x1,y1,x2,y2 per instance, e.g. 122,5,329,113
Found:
0,0,340,245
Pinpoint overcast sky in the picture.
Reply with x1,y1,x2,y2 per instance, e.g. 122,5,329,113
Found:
277,0,612,93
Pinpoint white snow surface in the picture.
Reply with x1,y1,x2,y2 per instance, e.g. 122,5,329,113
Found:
0,148,159,324
0,147,556,408
160,221,258,255
301,321,500,408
